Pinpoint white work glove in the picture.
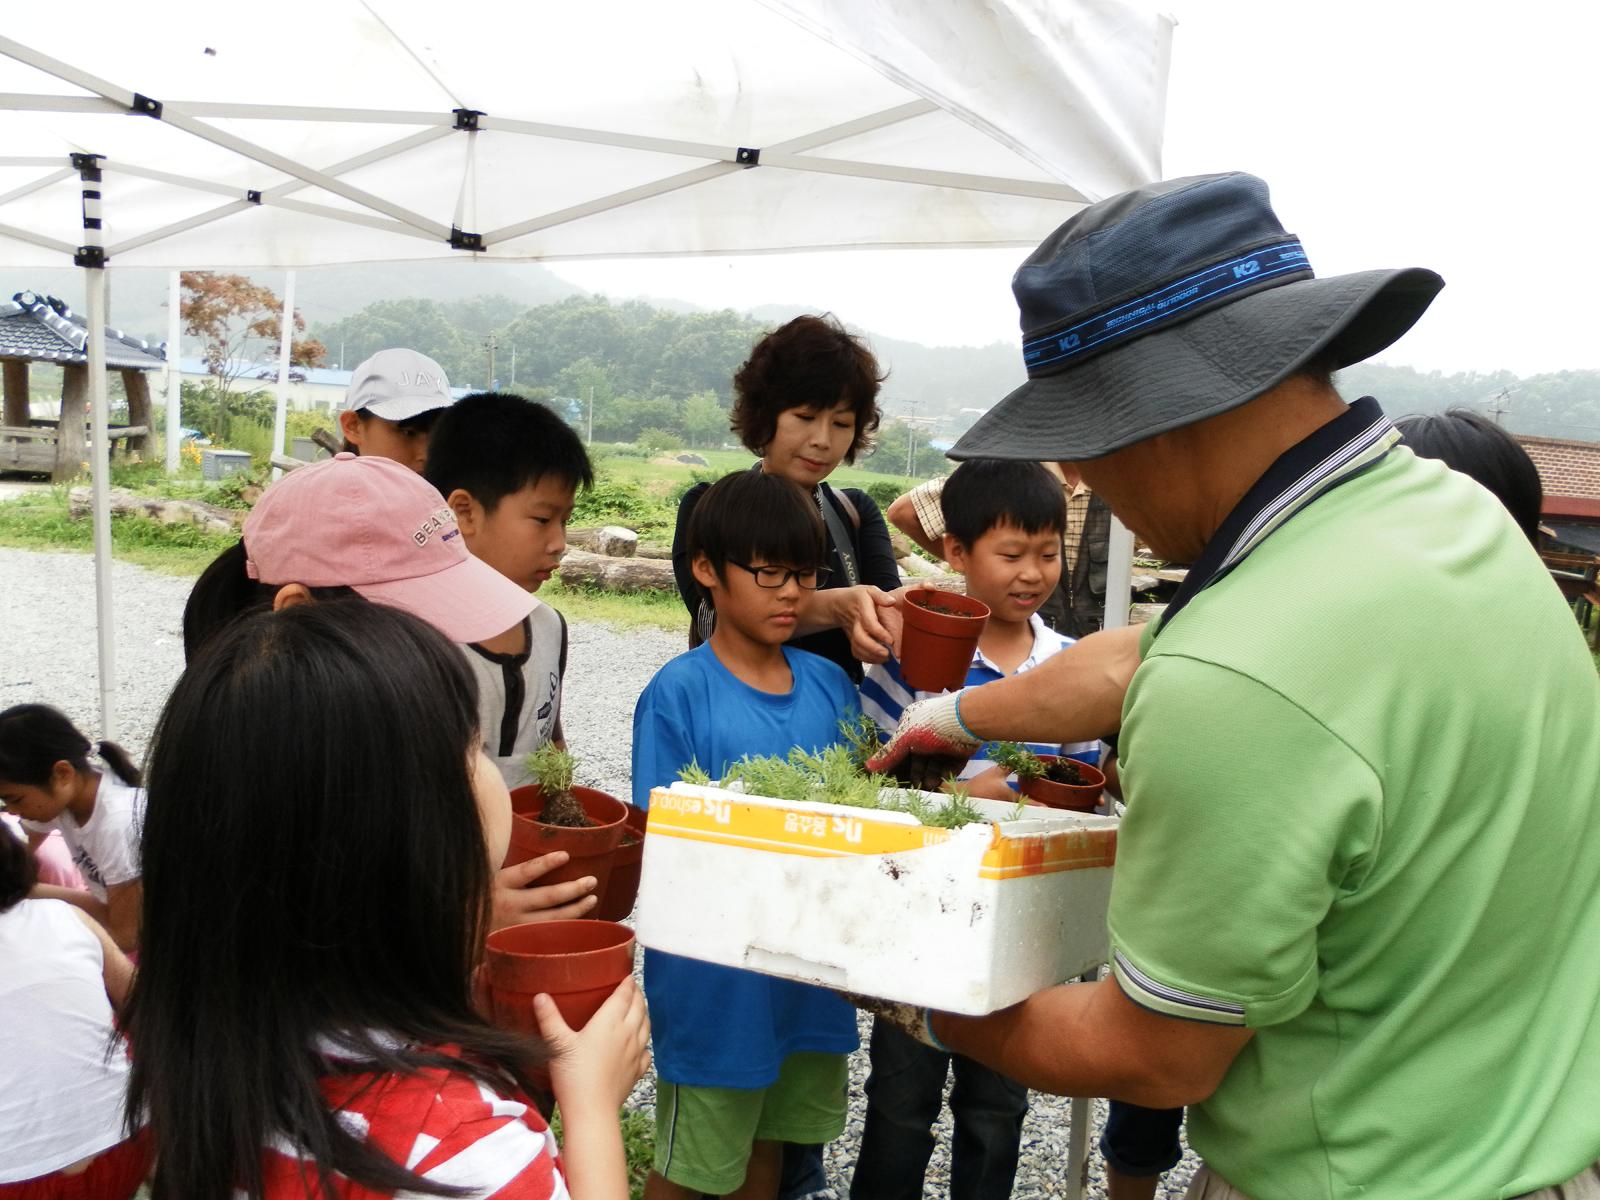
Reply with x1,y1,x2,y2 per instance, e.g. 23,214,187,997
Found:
864,691,982,789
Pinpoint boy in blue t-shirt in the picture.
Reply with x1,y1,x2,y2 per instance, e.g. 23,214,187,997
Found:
633,470,860,1200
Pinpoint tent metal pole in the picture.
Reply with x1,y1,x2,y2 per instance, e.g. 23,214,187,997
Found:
271,270,295,480
103,129,456,259
75,153,117,739
485,162,736,245
0,166,74,207
0,219,76,255
758,153,1084,201
165,270,181,474
1102,515,1136,631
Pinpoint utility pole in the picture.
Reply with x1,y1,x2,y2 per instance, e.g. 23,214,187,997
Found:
1488,387,1513,426
510,344,516,388
898,403,939,478
484,334,497,390
587,386,594,444
905,400,918,476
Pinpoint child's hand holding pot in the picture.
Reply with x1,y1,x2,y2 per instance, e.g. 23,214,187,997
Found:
535,975,651,1111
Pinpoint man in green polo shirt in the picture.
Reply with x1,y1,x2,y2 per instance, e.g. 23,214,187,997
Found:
866,172,1600,1200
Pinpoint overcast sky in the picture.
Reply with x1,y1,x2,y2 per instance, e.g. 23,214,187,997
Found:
551,1,1599,378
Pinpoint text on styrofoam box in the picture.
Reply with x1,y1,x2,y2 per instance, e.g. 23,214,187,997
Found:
653,791,733,822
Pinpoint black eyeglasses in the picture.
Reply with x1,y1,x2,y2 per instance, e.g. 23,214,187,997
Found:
727,561,832,590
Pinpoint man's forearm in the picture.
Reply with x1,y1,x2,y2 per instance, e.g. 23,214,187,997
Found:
933,976,1244,1110
959,623,1142,744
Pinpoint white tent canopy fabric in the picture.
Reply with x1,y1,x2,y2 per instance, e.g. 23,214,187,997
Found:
1,0,1166,765
2,12,1166,1178
0,1,1170,267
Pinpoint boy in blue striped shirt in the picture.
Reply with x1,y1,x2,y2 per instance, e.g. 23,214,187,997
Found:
859,460,1098,801
852,459,1095,1200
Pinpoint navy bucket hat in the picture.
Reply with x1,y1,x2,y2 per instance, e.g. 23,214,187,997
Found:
951,172,1444,462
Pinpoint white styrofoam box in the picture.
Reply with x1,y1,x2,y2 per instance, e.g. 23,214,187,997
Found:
635,782,1118,1016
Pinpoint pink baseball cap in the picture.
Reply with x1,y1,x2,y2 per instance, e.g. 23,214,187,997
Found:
243,454,534,644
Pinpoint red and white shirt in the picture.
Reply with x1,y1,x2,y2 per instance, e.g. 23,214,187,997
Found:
256,1048,567,1200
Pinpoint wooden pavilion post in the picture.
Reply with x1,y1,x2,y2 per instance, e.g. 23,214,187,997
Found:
120,368,153,458
2,359,28,427
53,363,88,481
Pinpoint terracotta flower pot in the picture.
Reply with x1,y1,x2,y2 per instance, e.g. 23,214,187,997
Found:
505,785,630,905
483,919,636,1033
594,803,648,922
898,588,990,693
1018,755,1107,812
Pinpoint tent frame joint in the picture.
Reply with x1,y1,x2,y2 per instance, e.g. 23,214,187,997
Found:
74,244,107,268
453,108,483,131
736,146,760,167
130,92,163,119
70,151,104,174
246,189,263,203
448,225,483,251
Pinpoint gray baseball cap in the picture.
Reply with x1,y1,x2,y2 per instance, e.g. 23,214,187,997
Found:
343,348,454,421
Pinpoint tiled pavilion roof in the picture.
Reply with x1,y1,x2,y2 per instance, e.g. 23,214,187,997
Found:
0,290,166,370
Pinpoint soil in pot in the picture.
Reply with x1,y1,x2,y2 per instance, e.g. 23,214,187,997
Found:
898,588,991,693
1019,755,1107,812
538,786,591,828
484,919,636,1033
505,786,630,904
594,803,648,922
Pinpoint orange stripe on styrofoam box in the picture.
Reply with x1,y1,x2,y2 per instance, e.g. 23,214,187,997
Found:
646,788,953,857
646,788,1118,878
979,826,1118,879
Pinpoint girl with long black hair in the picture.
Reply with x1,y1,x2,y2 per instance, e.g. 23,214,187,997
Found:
125,601,649,1200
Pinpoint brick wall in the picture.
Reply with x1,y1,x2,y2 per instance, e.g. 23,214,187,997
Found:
1518,435,1600,502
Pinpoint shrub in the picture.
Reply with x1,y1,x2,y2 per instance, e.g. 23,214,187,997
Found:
635,427,684,456
863,480,905,511
572,473,659,528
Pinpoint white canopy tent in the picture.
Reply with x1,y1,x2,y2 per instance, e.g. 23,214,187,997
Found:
2,6,1166,1183
0,0,1164,729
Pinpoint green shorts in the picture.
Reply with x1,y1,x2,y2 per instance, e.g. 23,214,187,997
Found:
654,1052,849,1194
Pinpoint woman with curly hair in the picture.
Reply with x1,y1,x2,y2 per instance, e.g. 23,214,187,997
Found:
673,314,903,682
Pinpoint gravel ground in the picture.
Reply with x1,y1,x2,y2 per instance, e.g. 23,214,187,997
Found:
1,545,1201,1199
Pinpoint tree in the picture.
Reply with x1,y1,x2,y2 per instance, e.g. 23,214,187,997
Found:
681,391,729,448
863,420,946,479
313,298,471,381
181,273,326,443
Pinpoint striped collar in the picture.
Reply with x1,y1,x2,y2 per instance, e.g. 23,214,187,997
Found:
971,613,1068,678
1155,395,1399,637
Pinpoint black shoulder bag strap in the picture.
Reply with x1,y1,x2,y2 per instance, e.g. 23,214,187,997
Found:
817,485,862,587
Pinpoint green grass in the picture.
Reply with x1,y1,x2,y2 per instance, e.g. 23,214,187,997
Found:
551,1104,655,1199
0,488,691,631
0,488,238,575
592,444,923,502
621,1106,654,1199
538,580,685,634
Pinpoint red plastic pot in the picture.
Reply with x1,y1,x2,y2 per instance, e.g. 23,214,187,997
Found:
898,588,991,692
505,785,629,905
483,919,636,1033
594,803,648,922
1018,755,1107,812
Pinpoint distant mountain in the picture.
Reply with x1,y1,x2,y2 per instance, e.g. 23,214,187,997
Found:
0,260,583,350
1337,361,1598,442
6,262,1590,443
